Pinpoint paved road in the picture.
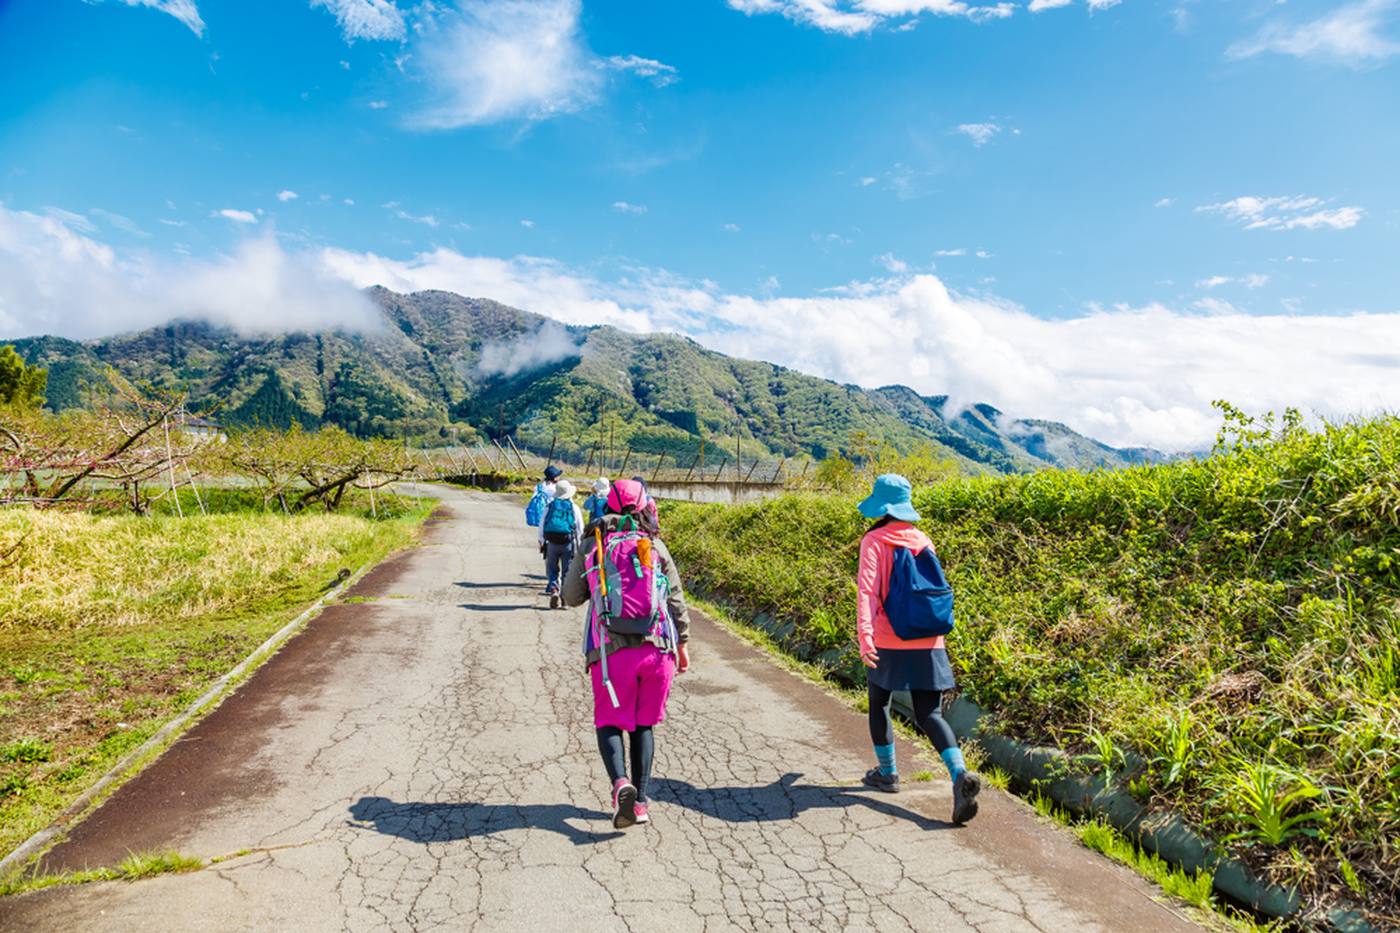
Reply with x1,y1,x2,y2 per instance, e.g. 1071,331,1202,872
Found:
1,488,1200,932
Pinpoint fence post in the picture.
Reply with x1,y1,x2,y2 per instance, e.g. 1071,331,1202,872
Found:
651,453,664,484
714,457,727,482
744,458,760,483
162,415,183,519
684,453,700,481
772,458,786,484
620,446,633,476
506,436,529,472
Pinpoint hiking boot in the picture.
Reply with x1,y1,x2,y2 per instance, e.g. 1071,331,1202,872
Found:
952,770,982,824
633,800,650,825
612,778,638,829
862,768,900,794
549,593,559,610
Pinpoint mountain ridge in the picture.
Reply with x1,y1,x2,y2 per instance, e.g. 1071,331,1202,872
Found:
10,287,1164,474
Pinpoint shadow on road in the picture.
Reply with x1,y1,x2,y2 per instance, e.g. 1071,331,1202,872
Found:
458,603,539,611
348,797,622,846
455,581,533,590
651,772,954,831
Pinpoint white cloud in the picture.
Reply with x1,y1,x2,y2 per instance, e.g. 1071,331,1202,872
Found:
604,55,680,87
1228,0,1400,66
368,100,390,110
1154,197,1175,208
1028,0,1072,11
877,253,910,274
216,209,258,224
858,176,878,187
1197,273,1268,290
315,244,1400,450
520,219,535,228
88,0,205,36
1086,0,1121,10
612,201,648,215
406,0,602,129
1197,195,1365,231
382,201,438,226
89,208,149,238
975,249,992,259
723,223,741,233
0,205,378,340
310,0,406,42
725,0,1016,34
475,321,580,378
934,248,967,257
277,190,299,202
955,122,1002,146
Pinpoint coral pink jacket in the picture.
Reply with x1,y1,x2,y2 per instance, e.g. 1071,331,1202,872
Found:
856,521,946,656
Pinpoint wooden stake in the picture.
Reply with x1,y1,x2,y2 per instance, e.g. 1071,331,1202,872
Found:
184,462,207,515
162,415,183,518
620,446,632,476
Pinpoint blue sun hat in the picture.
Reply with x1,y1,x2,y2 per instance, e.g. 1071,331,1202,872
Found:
857,473,921,522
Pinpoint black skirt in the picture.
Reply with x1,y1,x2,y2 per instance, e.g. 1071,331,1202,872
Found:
868,646,956,693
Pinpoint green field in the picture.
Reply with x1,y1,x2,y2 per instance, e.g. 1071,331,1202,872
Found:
662,412,1398,926
0,489,432,861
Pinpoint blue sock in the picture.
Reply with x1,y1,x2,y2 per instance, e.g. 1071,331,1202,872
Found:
940,747,967,781
873,743,897,777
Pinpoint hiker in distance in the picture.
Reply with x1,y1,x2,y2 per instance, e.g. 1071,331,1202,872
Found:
856,473,982,825
582,477,611,524
562,478,690,830
524,465,562,593
539,480,584,609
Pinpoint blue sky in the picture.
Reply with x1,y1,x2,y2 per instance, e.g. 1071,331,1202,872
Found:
2,0,1398,449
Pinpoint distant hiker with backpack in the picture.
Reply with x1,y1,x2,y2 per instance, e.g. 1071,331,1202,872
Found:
856,473,981,825
582,478,611,525
525,465,562,530
540,480,583,609
561,478,690,830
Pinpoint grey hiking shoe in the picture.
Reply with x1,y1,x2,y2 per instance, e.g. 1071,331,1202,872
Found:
862,768,900,794
952,770,981,824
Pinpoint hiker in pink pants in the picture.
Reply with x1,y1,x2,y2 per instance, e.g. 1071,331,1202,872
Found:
561,479,691,829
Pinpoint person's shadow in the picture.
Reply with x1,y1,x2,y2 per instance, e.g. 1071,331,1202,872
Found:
348,797,622,846
650,772,954,831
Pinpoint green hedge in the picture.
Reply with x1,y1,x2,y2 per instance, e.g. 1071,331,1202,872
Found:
662,415,1399,923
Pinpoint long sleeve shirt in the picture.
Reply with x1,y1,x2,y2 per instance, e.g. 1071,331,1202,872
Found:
856,521,946,657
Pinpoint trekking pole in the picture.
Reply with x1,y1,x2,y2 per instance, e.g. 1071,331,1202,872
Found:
594,525,621,708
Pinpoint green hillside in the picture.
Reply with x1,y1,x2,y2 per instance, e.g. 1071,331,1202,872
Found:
10,287,1159,473
661,411,1398,926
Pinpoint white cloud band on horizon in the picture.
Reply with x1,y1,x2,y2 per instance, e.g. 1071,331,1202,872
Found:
6,205,1400,453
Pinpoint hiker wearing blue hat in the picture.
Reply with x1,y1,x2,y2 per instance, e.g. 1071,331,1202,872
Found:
856,473,981,824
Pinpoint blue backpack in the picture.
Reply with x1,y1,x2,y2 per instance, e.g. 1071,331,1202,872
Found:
883,546,954,639
543,497,577,536
525,484,549,527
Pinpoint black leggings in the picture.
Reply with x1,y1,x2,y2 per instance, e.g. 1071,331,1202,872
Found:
596,726,654,799
868,683,956,753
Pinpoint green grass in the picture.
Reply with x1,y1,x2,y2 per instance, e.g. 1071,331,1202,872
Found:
0,490,432,860
661,412,1399,925
0,849,203,897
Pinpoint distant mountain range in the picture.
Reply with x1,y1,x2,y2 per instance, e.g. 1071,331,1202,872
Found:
10,287,1164,473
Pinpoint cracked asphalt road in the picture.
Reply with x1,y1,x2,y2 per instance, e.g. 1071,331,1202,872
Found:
1,487,1202,932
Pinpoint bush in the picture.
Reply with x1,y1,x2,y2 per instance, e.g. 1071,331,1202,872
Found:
663,414,1400,921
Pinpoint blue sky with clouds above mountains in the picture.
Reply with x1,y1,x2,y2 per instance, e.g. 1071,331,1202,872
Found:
1,0,1398,448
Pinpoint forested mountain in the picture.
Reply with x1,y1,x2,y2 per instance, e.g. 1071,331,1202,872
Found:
11,287,1162,473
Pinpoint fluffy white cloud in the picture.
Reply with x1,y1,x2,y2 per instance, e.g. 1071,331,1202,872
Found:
0,205,378,340
309,0,406,42
88,0,205,36
726,0,1016,34
604,55,680,87
277,190,299,202
216,209,258,224
406,0,602,129
382,201,438,226
1228,0,1400,66
314,243,1400,450
955,122,1001,146
1197,195,1365,231
612,201,648,215
1028,0,1073,11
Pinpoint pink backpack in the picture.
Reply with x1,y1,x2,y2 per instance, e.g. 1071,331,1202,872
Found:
585,522,678,707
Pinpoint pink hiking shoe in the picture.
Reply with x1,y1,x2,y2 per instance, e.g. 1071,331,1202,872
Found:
633,800,650,825
611,778,638,829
